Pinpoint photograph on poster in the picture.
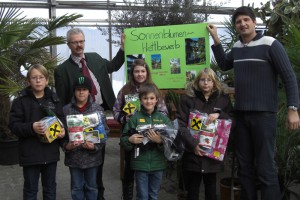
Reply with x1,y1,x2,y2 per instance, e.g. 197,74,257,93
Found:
186,70,197,82
151,54,162,69
170,58,181,74
185,37,206,65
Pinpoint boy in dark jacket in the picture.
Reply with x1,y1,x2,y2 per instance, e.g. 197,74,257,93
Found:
9,64,66,200
63,76,107,200
120,82,171,200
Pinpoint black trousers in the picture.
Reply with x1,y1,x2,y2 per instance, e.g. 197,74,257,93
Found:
235,111,281,200
97,144,106,200
183,170,217,200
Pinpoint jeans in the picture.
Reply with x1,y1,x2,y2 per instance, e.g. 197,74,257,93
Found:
183,170,217,200
23,162,57,200
135,170,163,200
69,166,98,200
235,111,281,200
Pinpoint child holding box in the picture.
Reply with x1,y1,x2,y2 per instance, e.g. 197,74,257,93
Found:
120,82,171,200
176,67,234,200
9,64,66,200
63,76,108,200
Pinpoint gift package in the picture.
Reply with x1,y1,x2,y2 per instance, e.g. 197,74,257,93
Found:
66,112,107,143
67,114,84,143
188,110,232,161
38,116,63,143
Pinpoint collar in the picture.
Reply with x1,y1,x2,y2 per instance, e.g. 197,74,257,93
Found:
193,88,219,102
19,86,52,99
238,30,263,43
70,54,86,66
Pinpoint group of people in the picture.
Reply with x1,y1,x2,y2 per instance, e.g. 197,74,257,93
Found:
8,6,300,200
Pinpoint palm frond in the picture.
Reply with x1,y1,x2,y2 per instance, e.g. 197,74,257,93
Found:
45,13,83,31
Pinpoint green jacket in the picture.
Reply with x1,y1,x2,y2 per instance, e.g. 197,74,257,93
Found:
54,50,124,110
121,107,171,172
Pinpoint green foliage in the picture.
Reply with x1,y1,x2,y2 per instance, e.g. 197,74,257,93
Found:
210,18,236,86
276,103,300,199
164,90,181,120
255,0,300,40
282,21,300,81
0,4,82,139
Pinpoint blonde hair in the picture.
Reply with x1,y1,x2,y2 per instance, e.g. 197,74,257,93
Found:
26,64,49,81
186,68,222,97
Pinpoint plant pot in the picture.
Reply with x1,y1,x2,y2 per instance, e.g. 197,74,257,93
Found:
220,177,241,200
0,139,19,165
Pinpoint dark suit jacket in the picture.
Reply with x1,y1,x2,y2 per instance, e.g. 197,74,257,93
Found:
54,50,124,110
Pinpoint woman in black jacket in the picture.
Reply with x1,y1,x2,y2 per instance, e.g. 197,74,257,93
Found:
9,64,66,200
176,67,234,200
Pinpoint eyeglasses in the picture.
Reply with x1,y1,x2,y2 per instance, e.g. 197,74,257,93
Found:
68,40,85,45
30,76,46,81
200,78,213,83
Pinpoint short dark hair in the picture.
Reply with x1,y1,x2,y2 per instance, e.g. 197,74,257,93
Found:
139,82,161,101
232,6,256,23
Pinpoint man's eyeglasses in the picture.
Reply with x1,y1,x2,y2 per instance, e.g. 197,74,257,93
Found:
68,40,85,45
30,76,46,81
200,78,213,83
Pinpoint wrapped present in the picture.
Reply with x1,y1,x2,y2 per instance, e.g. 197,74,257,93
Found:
67,114,84,143
188,110,232,161
38,116,63,143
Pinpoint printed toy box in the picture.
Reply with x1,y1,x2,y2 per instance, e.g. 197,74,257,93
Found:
38,116,63,143
67,114,84,143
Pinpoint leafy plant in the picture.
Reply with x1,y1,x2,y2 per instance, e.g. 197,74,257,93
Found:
276,103,300,200
0,4,82,140
164,90,182,120
210,17,236,87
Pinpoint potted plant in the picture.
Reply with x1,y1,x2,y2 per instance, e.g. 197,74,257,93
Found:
0,4,82,165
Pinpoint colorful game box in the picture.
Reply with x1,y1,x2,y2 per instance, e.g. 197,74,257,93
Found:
67,114,84,143
188,110,232,161
38,116,63,143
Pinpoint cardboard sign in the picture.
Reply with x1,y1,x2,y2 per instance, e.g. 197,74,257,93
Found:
124,23,210,89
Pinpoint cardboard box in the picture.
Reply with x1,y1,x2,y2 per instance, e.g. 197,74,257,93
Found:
38,116,63,143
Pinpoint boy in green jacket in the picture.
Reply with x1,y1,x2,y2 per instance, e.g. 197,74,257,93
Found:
120,83,171,200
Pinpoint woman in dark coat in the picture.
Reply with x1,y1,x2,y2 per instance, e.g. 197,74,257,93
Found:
176,67,234,200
